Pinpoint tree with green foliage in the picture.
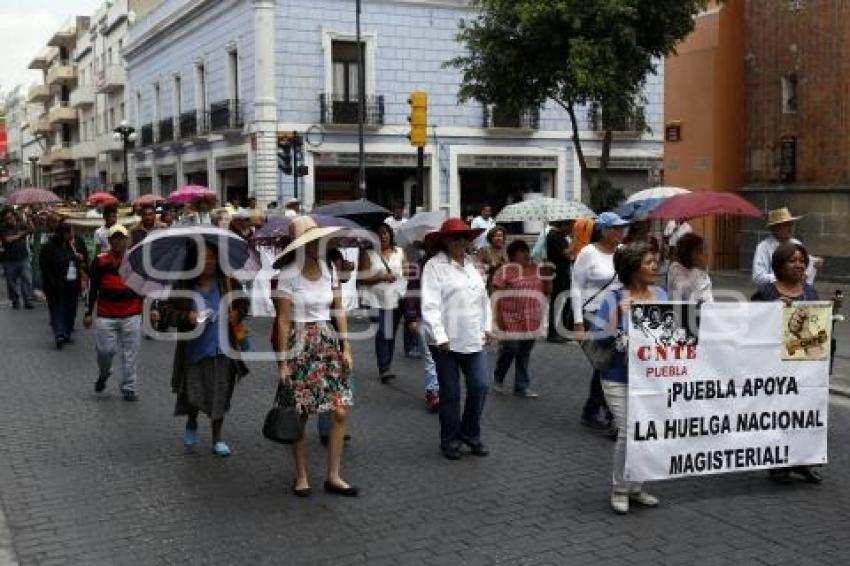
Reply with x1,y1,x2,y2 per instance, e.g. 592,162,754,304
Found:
447,0,713,200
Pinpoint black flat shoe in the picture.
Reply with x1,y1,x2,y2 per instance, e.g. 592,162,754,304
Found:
55,338,64,350
324,480,358,497
380,372,396,384
463,440,490,457
94,374,108,393
441,444,462,461
292,480,312,498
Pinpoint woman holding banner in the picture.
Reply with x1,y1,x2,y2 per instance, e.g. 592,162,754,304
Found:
752,241,822,484
594,242,667,514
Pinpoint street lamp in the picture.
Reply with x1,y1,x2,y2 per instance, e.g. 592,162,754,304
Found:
27,156,39,187
113,119,137,200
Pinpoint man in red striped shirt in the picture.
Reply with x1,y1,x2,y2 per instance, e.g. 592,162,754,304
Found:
83,224,143,401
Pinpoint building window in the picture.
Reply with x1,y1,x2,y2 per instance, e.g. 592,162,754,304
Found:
782,73,798,114
227,49,238,101
136,91,142,127
154,83,161,122
109,108,115,131
174,75,182,116
195,62,207,111
331,41,364,102
120,102,125,122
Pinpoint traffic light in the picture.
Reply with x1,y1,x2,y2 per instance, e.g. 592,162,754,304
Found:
277,135,292,175
407,91,428,147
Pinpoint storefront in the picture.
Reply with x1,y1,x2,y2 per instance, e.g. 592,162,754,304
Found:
157,163,177,194
312,151,432,209
135,166,153,196
182,159,208,188
457,153,558,220
215,155,248,204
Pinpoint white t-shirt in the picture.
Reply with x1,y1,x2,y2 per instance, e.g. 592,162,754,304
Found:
361,246,407,309
94,226,110,253
571,244,621,317
277,262,336,322
667,261,714,303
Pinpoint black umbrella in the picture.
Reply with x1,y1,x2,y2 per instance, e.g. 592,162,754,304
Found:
120,226,258,295
311,199,392,227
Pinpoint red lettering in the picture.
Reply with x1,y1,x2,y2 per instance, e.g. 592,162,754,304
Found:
655,346,667,361
687,345,697,359
637,346,651,361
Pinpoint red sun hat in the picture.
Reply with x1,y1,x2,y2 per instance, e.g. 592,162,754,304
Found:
424,217,485,248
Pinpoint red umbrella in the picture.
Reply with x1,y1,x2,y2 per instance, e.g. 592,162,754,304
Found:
87,192,119,206
649,191,762,220
166,185,217,205
6,187,62,206
134,194,164,207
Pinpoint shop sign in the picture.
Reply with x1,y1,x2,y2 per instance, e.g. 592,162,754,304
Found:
313,152,431,168
182,160,208,174
457,154,557,169
215,154,248,170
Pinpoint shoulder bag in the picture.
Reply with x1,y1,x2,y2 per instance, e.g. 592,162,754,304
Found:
579,278,620,372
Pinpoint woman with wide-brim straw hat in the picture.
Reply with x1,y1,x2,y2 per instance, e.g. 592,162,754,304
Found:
272,216,357,497
421,218,493,461
752,207,821,287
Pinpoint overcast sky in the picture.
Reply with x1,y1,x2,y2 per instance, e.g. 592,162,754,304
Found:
0,0,104,95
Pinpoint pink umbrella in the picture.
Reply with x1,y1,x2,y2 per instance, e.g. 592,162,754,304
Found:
134,194,165,207
649,191,762,220
6,187,62,206
87,191,119,206
166,185,217,205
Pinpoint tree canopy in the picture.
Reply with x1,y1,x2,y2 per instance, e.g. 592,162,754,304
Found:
448,0,714,196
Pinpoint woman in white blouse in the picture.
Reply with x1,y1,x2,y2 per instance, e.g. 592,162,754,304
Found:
667,233,714,303
273,216,356,498
421,218,493,461
359,223,408,383
571,212,629,432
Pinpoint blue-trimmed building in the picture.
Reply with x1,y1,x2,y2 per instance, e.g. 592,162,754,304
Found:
124,0,664,216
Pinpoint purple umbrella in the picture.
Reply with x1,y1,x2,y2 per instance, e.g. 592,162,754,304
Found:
166,185,217,205
251,214,363,246
6,187,62,206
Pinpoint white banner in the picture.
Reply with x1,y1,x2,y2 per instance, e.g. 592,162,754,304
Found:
625,301,831,482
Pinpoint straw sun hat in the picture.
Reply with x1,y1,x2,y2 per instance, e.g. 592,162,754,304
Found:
272,215,345,268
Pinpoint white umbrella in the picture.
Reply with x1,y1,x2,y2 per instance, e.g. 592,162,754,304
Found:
395,211,447,247
495,197,596,223
618,186,691,219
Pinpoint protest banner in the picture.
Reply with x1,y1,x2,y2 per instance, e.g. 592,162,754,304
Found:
625,301,831,482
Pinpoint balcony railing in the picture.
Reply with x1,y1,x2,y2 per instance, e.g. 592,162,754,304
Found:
96,65,126,94
47,142,74,162
69,85,95,108
319,94,385,126
586,104,646,135
140,124,154,147
47,61,77,86
209,99,244,132
482,105,539,129
28,84,50,103
177,110,210,139
157,118,175,143
47,101,78,125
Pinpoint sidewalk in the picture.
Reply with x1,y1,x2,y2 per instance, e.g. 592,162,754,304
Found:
711,269,850,397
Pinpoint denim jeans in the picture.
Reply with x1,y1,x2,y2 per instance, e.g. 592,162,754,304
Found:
95,315,142,392
374,307,403,373
3,258,34,306
601,380,642,494
493,339,536,392
418,324,438,393
430,347,489,448
404,324,420,356
48,281,80,339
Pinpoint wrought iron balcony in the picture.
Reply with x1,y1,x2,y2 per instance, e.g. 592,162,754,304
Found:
209,99,244,132
586,103,646,135
482,105,539,129
157,118,175,143
319,94,385,126
177,110,210,139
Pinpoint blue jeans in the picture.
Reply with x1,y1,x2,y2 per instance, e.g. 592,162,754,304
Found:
374,307,402,373
418,324,438,393
494,339,535,392
48,281,80,339
430,348,489,448
404,324,420,356
95,315,142,392
3,258,34,306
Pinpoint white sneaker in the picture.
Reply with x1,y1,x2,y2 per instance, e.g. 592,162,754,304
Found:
611,491,629,514
629,491,659,507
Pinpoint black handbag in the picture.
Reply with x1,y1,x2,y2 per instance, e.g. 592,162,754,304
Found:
579,282,621,372
262,386,304,444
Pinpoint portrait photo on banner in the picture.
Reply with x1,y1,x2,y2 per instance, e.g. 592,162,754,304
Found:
630,302,700,348
782,302,833,362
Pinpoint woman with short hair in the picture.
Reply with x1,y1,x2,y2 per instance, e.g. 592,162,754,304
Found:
752,241,822,484
594,242,667,514
476,225,508,292
667,233,714,303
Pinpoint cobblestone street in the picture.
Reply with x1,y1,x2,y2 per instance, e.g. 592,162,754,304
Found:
1,298,850,565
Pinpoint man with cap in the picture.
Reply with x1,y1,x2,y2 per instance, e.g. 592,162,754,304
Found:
84,224,144,401
284,198,301,218
752,207,820,287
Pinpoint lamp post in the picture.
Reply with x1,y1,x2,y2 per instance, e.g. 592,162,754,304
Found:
112,120,137,200
27,156,39,187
